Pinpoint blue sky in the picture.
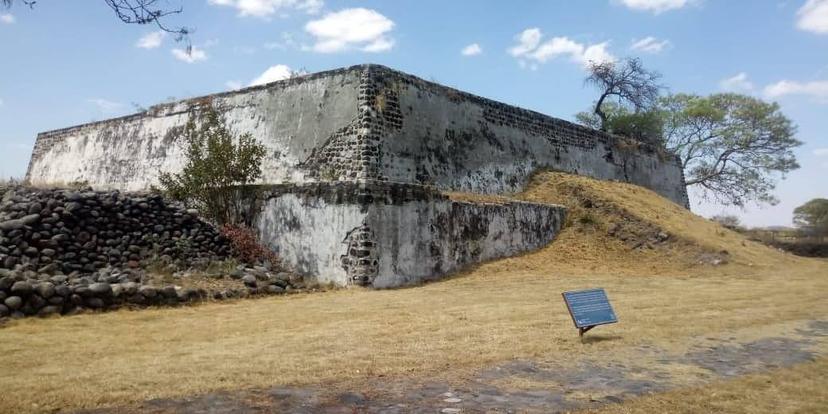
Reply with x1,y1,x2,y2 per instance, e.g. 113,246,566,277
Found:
1,0,826,227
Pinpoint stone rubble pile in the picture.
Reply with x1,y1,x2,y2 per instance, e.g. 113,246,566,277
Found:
0,187,228,272
0,265,305,318
0,187,303,319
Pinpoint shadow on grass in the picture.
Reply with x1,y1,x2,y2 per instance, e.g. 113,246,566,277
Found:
581,334,623,344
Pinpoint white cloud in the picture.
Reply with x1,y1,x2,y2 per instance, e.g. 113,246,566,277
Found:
249,64,306,86
719,72,755,92
763,79,828,101
0,98,4,106
136,31,165,49
508,28,542,57
461,43,483,56
813,148,828,156
617,0,689,14
208,0,323,18
797,0,828,34
305,8,395,53
87,98,125,114
172,46,208,63
226,80,243,90
0,13,14,24
509,28,615,69
630,36,671,53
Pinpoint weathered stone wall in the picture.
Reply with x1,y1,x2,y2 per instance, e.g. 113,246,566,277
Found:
253,182,565,287
26,64,688,207
363,68,689,207
23,64,687,287
26,68,363,190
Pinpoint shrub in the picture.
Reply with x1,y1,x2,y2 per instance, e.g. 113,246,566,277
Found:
220,224,279,266
711,214,742,230
159,106,266,225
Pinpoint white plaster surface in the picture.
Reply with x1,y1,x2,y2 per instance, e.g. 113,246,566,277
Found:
26,71,361,190
253,189,564,287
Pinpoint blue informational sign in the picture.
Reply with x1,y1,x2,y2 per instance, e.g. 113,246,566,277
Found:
562,288,618,329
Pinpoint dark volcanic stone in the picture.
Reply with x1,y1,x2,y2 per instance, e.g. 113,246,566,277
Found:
27,294,46,310
20,214,42,226
10,281,33,296
266,285,285,294
138,286,157,298
35,282,55,299
242,274,257,287
4,296,22,310
161,285,178,299
0,219,25,232
55,285,72,297
0,276,13,290
38,305,60,317
89,283,113,297
85,297,105,309
70,294,83,305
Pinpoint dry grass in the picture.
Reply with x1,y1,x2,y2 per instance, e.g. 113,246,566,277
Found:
580,358,828,414
514,171,795,272
0,172,825,413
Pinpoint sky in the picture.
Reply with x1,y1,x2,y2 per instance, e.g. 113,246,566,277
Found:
0,0,826,228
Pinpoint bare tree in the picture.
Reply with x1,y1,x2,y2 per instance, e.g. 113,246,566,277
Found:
585,57,662,131
2,0,191,48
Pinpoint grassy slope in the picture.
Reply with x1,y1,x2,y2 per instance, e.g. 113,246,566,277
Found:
0,172,825,413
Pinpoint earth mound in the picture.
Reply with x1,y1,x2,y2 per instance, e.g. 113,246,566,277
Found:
451,171,797,276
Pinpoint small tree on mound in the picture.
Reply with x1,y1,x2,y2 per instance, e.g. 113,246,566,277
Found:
711,214,742,230
575,102,664,147
159,106,266,225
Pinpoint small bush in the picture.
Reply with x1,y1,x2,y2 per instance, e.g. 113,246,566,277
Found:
159,105,266,225
221,224,279,265
578,211,599,226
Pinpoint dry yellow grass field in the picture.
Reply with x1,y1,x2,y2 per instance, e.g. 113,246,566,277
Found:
0,172,826,413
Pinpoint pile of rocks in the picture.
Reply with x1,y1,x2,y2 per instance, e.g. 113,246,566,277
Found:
0,267,200,317
0,187,229,273
0,265,307,318
227,265,305,297
0,187,308,319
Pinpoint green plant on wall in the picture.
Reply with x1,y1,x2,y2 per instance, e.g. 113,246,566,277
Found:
159,106,266,225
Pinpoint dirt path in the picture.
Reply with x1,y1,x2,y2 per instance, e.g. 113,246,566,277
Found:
77,320,828,414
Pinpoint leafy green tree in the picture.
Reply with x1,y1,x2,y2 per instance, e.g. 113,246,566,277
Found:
793,198,828,239
159,106,266,225
662,93,801,206
575,102,663,147
576,93,801,207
